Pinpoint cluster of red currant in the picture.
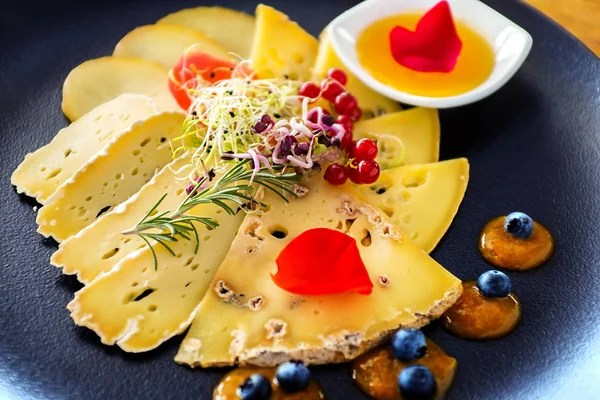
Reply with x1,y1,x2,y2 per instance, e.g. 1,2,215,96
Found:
299,68,381,186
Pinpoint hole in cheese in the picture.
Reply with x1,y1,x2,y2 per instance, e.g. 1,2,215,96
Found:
96,205,112,219
46,168,62,180
101,248,120,260
133,149,141,156
85,196,92,202
148,305,157,312
64,149,73,158
133,288,156,302
268,225,288,239
131,168,139,176
402,169,429,188
140,138,151,147
361,229,372,247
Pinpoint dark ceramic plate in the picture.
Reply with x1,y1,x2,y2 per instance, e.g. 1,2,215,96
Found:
1,0,600,399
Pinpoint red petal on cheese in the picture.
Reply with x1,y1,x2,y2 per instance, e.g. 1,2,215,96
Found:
272,228,373,296
389,0,462,73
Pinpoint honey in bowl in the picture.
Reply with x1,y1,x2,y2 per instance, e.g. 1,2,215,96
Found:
356,13,495,97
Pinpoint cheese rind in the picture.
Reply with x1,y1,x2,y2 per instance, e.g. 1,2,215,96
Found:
62,56,180,121
36,112,185,242
68,204,244,352
354,108,440,165
250,5,318,81
157,7,255,59
11,95,156,203
51,156,190,284
113,24,233,68
357,159,470,253
176,178,462,367
313,33,402,118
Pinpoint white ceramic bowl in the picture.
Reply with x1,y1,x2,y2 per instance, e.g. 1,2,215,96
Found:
328,0,533,108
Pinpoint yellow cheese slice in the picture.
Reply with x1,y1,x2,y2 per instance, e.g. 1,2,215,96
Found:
357,159,469,253
62,56,180,121
176,178,462,367
250,5,318,81
113,24,233,69
68,204,244,352
51,156,190,284
313,32,401,119
157,7,255,59
354,108,440,166
36,112,185,242
11,95,156,204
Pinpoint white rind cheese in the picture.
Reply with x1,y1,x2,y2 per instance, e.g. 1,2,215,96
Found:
11,95,156,204
36,112,185,242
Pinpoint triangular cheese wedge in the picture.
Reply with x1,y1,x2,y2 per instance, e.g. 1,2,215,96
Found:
354,108,440,165
11,95,156,204
62,56,180,121
51,156,189,284
68,204,244,352
157,7,255,59
175,178,461,367
357,159,469,253
113,24,233,69
36,112,185,242
250,5,318,81
313,32,402,118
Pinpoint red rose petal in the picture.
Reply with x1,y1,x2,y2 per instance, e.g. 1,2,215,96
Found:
389,0,463,73
272,228,373,296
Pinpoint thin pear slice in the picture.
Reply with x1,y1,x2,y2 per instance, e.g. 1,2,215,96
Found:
36,112,185,242
354,108,440,166
51,156,189,284
314,32,401,119
62,56,180,121
357,159,469,253
157,7,255,59
11,95,156,204
176,178,461,367
68,204,244,352
249,5,318,81
113,24,233,69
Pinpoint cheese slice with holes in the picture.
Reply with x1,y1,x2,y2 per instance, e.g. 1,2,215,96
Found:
11,95,156,204
36,112,185,242
354,108,440,166
175,178,462,367
51,156,190,284
157,7,255,59
114,24,233,69
357,159,469,253
314,32,401,119
62,56,180,121
67,204,244,352
250,5,318,81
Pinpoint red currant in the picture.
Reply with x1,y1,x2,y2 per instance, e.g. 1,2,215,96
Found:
357,159,380,184
334,93,358,116
348,159,362,184
299,82,321,99
324,163,349,185
336,114,353,133
353,138,378,160
341,132,353,154
320,80,344,102
327,68,348,86
350,107,362,122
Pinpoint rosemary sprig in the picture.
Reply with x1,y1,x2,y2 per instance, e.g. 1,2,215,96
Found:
122,160,301,270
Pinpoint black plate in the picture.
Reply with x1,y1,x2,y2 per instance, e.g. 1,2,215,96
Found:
1,0,600,398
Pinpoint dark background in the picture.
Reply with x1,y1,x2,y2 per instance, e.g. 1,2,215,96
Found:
1,0,600,399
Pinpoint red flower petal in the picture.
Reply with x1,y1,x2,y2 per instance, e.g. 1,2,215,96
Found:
272,228,373,296
389,0,462,73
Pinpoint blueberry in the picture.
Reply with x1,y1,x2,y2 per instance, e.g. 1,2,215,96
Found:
275,360,311,393
477,270,512,298
398,365,437,400
237,374,272,400
504,212,534,239
322,114,335,127
391,329,427,361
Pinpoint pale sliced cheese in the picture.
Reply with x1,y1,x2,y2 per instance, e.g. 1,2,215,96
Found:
51,156,190,284
250,5,318,81
313,32,401,119
11,95,156,204
62,56,180,121
357,159,469,253
176,178,462,367
114,24,233,69
354,108,441,165
68,204,244,352
157,7,255,59
36,112,185,242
